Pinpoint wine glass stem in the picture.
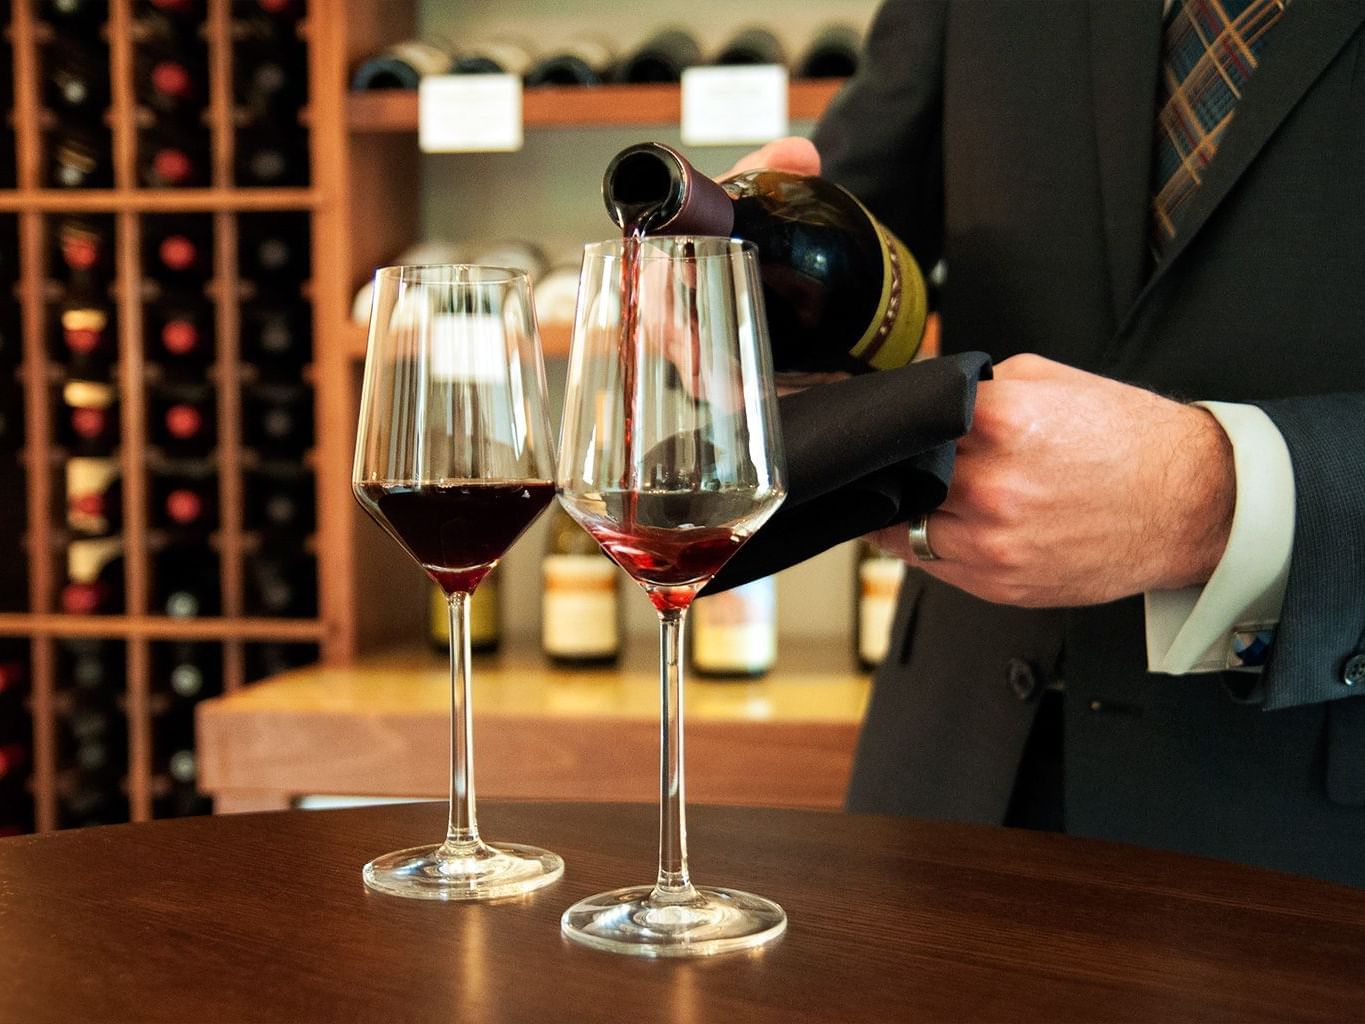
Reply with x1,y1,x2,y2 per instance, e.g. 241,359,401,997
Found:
444,591,482,853
653,606,697,902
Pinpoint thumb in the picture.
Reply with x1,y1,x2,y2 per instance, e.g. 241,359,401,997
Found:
722,137,822,179
992,353,1086,382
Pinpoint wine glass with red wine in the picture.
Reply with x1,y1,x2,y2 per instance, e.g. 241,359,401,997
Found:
352,264,563,900
557,237,787,955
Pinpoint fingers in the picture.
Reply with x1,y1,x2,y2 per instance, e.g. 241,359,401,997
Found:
722,137,822,179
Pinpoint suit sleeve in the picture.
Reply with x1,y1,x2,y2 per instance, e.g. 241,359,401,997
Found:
1250,393,1365,711
812,0,948,272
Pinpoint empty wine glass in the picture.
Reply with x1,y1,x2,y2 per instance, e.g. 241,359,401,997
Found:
557,237,787,955
353,264,563,900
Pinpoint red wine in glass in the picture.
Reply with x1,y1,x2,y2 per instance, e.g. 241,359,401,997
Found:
355,480,555,594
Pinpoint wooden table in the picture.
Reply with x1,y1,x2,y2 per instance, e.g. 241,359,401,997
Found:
3,802,1365,1022
197,640,870,812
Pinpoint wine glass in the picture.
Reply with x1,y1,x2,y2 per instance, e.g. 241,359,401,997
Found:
557,237,787,955
353,264,564,900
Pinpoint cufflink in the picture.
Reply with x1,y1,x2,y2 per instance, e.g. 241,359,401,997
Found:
1227,624,1276,670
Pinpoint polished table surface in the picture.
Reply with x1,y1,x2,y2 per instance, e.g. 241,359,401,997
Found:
3,802,1365,1023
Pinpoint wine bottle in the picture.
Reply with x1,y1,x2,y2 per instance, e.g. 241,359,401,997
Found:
66,456,121,537
234,128,309,187
614,29,701,83
241,302,312,369
59,637,124,693
135,46,206,115
153,741,208,817
154,544,220,618
53,216,113,282
0,657,28,698
249,0,304,25
526,36,615,87
689,576,778,678
152,641,222,707
139,0,207,30
238,214,310,286
59,379,119,456
56,299,116,370
149,381,216,456
147,295,215,368
0,742,29,781
429,573,500,654
137,127,210,188
62,537,124,614
602,141,928,373
244,462,314,535
796,24,861,79
244,641,318,682
233,13,308,114
56,771,128,828
143,216,213,284
241,381,312,455
43,39,111,115
854,540,906,671
541,504,622,666
149,460,218,535
713,28,787,67
41,0,107,37
47,128,113,188
350,40,452,91
244,550,317,617
451,39,536,77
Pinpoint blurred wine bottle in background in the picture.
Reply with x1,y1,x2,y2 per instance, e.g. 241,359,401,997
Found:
614,28,701,83
54,637,129,826
854,541,906,671
242,381,312,456
690,576,778,678
541,504,622,667
526,36,616,87
149,379,216,457
713,27,787,67
150,460,218,537
66,456,122,538
245,549,318,618
61,537,124,614
451,37,535,77
351,39,452,91
233,4,309,187
796,24,861,79
154,543,221,618
58,379,119,456
429,572,501,655
245,461,315,537
143,215,214,287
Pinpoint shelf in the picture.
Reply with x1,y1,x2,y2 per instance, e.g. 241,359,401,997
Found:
0,615,328,641
0,189,322,212
346,80,846,134
342,318,572,360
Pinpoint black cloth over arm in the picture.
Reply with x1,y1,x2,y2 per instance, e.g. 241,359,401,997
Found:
707,350,990,592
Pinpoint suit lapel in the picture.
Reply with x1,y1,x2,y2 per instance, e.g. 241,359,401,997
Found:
1089,1,1163,327
1131,0,1365,323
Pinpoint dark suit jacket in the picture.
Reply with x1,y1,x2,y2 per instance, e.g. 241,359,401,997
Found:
813,0,1365,885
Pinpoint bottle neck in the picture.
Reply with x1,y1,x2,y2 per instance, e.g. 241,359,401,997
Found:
603,142,735,237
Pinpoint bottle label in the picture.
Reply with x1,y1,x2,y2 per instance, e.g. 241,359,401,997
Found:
691,578,777,674
542,555,620,657
67,537,122,583
847,205,929,371
66,457,118,535
858,558,906,666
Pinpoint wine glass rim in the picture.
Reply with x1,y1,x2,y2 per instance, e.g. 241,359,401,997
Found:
374,263,530,285
581,236,759,262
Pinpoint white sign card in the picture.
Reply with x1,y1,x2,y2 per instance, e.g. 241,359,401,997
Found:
680,65,789,147
418,74,523,153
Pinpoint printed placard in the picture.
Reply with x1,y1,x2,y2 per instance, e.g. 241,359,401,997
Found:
681,65,789,147
418,74,523,153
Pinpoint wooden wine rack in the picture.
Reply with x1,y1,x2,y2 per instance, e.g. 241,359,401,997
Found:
2,0,332,832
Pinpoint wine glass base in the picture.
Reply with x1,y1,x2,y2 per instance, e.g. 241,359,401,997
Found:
560,885,786,957
363,841,564,901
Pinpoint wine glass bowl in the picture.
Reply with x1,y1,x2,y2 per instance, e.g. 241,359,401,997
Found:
557,237,787,954
352,264,563,900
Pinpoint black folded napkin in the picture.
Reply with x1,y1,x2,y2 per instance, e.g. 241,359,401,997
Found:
706,351,993,592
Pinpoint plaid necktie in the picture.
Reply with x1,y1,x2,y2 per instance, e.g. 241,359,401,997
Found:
1150,0,1289,254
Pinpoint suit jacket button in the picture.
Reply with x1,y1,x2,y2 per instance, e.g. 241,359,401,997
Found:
1006,657,1040,701
1344,654,1365,687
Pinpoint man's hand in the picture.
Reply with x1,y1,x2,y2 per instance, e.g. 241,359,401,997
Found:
722,136,822,178
874,354,1236,607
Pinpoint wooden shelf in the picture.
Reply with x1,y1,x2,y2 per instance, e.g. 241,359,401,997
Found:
198,637,870,812
346,80,846,134
0,189,321,212
341,318,572,360
0,615,328,641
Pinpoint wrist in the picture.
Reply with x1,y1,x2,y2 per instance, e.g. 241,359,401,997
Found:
1153,405,1235,589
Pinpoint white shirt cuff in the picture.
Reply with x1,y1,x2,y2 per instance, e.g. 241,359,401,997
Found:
1144,402,1295,674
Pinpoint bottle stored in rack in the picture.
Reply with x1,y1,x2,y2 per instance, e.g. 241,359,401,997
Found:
61,537,125,615
244,461,314,536
66,455,122,538
153,543,221,618
149,459,218,536
242,380,312,455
